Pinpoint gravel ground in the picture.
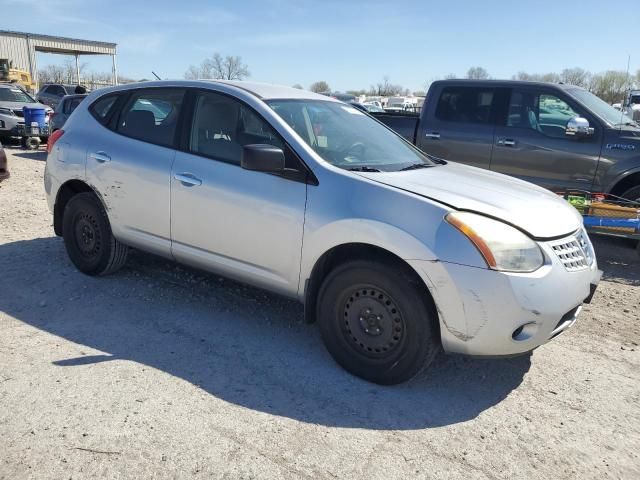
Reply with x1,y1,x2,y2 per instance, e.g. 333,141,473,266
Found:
1,145,639,480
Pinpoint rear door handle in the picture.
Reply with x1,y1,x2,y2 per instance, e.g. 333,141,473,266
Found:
89,151,111,163
425,132,440,139
174,173,202,187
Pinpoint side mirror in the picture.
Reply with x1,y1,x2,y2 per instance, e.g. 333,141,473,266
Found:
566,116,594,138
241,144,285,173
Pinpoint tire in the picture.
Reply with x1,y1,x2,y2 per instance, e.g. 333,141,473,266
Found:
620,185,640,203
24,137,40,150
317,259,440,385
62,192,128,276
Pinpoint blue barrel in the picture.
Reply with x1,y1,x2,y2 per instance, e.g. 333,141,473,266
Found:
22,107,46,129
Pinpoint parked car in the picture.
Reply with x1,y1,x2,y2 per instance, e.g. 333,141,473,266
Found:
37,84,86,108
49,94,87,132
320,91,356,102
45,80,601,384
349,102,385,113
0,140,8,181
0,84,52,140
373,80,640,203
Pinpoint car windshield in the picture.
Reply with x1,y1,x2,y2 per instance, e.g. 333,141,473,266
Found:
567,88,634,126
266,99,434,171
0,87,35,103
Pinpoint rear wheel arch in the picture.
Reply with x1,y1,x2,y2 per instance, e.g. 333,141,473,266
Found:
303,243,438,330
53,180,105,236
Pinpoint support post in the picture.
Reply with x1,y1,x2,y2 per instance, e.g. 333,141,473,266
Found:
75,53,81,85
111,54,118,86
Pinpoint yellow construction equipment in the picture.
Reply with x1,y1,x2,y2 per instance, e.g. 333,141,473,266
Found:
0,59,36,93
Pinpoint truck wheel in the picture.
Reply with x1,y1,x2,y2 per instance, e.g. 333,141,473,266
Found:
24,137,40,150
620,185,640,203
62,192,128,276
317,259,440,385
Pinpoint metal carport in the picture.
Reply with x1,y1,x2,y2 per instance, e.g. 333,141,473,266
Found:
0,30,117,87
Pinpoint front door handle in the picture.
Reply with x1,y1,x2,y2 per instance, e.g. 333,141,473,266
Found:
89,151,111,163
497,138,517,147
174,173,202,187
425,132,440,139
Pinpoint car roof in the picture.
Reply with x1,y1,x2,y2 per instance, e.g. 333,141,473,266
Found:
93,80,336,101
432,79,585,91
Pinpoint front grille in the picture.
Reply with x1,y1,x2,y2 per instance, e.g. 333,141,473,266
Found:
550,230,593,271
13,109,24,118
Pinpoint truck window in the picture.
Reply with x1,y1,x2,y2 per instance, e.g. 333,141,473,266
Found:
507,90,579,139
435,87,495,124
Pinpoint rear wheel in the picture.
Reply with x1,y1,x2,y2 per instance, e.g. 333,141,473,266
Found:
317,260,440,385
62,192,128,276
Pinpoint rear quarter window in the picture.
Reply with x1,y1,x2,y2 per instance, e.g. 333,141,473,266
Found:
89,94,118,124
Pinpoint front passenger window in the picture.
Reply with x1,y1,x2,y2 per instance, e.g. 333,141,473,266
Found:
190,92,285,165
507,90,580,139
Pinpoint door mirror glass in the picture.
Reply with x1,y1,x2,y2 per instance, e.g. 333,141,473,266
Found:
241,144,285,172
566,116,594,137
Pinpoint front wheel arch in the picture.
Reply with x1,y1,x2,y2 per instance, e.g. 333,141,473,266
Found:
303,243,439,332
608,170,640,199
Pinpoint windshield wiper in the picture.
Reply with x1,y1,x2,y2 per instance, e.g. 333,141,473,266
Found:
613,121,639,128
346,166,382,172
399,163,432,171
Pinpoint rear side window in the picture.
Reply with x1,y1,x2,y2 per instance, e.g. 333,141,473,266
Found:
435,87,495,124
46,85,65,97
64,97,84,115
89,94,118,123
116,89,184,148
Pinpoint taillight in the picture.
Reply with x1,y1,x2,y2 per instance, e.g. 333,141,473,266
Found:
47,129,64,154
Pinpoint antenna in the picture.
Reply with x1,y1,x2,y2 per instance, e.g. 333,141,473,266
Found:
152,71,161,80
619,55,631,130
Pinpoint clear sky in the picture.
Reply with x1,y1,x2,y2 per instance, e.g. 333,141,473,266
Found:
2,0,637,92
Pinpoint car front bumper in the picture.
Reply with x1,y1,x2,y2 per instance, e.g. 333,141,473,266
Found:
0,114,23,135
409,230,601,356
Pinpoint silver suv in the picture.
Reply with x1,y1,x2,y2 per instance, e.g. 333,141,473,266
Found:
44,80,601,384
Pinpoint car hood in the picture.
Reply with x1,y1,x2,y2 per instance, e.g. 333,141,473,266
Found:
0,100,51,112
357,162,583,239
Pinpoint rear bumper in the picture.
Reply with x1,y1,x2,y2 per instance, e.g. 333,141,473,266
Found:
409,235,601,357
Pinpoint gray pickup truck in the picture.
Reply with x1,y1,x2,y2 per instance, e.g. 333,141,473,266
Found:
373,80,640,202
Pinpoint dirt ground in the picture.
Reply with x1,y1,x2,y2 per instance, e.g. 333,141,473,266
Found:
1,145,639,479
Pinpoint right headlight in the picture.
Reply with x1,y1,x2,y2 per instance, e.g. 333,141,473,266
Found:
0,107,15,116
446,211,544,273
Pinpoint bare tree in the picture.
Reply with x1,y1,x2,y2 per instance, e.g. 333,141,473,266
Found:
369,76,404,96
512,71,560,83
466,67,489,79
39,59,89,85
589,70,631,103
444,73,457,79
559,67,590,88
309,81,330,93
185,52,250,80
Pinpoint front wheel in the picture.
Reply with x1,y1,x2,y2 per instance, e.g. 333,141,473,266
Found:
620,185,640,203
62,192,128,276
317,260,440,385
